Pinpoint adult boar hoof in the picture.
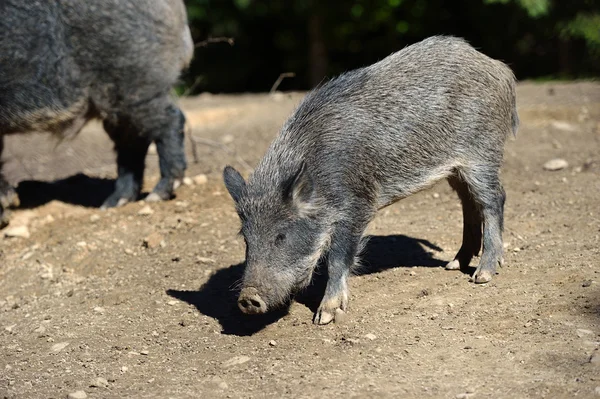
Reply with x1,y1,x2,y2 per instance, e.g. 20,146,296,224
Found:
445,259,460,270
471,268,493,284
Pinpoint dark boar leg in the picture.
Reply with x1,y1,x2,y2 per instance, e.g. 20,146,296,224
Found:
461,167,506,283
101,119,151,208
146,103,187,202
445,175,482,271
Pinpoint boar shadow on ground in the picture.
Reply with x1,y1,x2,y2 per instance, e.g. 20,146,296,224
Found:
16,173,132,208
167,262,290,336
168,234,445,335
296,234,447,312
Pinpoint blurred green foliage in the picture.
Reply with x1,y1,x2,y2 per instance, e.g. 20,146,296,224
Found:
182,0,600,93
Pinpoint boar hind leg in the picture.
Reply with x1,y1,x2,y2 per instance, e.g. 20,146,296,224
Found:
314,224,365,325
445,175,482,271
145,102,186,203
101,120,151,208
460,167,506,283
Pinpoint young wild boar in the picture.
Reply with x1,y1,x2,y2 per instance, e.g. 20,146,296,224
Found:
224,36,518,325
0,0,194,227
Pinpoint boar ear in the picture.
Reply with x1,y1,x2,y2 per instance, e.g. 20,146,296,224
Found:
283,162,317,215
223,165,246,204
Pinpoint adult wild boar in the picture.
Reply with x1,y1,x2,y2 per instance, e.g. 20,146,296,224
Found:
224,36,519,325
0,0,194,227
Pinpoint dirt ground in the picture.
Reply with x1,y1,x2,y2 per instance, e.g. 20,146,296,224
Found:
1,82,599,399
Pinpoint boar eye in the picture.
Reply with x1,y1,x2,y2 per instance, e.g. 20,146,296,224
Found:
274,233,286,246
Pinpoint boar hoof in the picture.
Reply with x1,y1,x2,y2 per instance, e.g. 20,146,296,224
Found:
0,187,19,209
445,259,460,270
314,307,346,325
471,268,493,284
144,192,164,203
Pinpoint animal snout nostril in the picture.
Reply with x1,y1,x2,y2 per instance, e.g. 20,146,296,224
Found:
249,299,261,308
238,289,267,315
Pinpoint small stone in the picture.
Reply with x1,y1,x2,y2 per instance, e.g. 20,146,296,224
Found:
93,307,105,315
34,326,46,335
196,256,216,264
140,350,149,355
590,352,600,366
409,271,416,276
543,158,568,171
51,342,69,353
143,232,164,249
124,248,134,255
577,329,594,337
222,134,234,144
582,280,593,287
182,177,194,186
432,192,440,199
151,331,159,337
121,366,128,373
137,205,154,216
167,300,178,306
193,174,208,185
513,247,521,253
222,355,251,368
4,324,16,333
269,340,277,347
4,225,30,239
364,333,377,341
456,393,474,399
89,377,109,388
67,391,87,399
90,214,100,223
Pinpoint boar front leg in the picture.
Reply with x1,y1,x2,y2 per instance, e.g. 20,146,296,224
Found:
0,136,19,228
314,221,366,325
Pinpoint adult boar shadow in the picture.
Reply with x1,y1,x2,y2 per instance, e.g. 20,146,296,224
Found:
296,234,446,312
167,262,290,336
16,173,128,209
169,234,444,334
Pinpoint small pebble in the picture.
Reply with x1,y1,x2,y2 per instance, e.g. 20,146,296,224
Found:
590,352,600,366
4,225,30,239
577,329,593,337
140,350,149,355
268,340,277,347
364,333,377,341
222,355,251,368
432,192,440,199
93,307,105,315
121,366,128,373
143,232,165,249
67,391,87,399
409,271,417,276
182,177,194,186
222,135,234,144
137,205,154,216
193,174,208,185
89,377,109,388
51,342,69,353
543,158,568,171
167,300,178,306
90,214,100,223
582,280,593,287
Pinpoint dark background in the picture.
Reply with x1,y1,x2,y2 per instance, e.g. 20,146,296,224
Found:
182,0,600,93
